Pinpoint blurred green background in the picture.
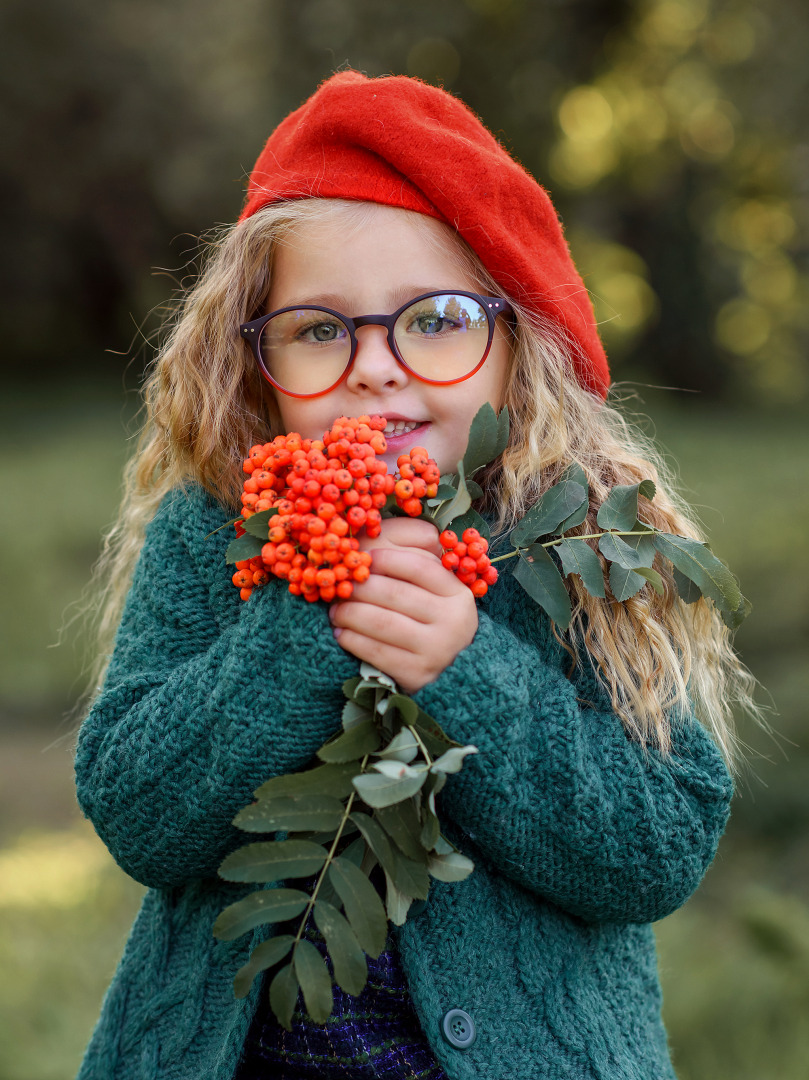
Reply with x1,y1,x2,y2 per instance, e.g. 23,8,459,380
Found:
1,0,807,1077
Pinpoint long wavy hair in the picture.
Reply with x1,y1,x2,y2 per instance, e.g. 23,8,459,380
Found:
84,198,761,768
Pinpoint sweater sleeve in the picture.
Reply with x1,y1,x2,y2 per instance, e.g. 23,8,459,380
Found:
413,577,734,925
74,488,357,890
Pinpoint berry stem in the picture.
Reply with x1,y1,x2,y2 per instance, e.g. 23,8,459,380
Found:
489,528,658,564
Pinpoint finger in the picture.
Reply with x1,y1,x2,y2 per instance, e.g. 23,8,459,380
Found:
333,624,418,671
360,517,441,556
332,594,427,650
367,547,462,596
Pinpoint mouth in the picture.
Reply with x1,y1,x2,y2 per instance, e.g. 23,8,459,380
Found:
382,418,425,437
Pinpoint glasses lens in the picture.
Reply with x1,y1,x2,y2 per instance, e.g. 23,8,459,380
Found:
393,294,490,383
260,308,352,395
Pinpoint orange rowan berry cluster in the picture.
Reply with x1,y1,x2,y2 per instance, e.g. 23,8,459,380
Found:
231,415,441,604
439,527,498,598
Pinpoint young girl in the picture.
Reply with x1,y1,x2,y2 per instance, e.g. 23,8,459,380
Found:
75,71,755,1080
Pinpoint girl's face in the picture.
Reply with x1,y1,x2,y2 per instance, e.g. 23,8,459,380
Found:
265,204,511,474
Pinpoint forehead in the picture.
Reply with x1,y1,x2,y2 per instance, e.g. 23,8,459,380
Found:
268,202,477,311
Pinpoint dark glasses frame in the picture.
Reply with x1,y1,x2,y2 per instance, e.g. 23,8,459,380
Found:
240,290,513,399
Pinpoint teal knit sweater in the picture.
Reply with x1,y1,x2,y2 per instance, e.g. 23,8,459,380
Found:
75,485,733,1080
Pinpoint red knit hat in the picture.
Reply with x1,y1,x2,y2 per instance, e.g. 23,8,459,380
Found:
240,70,609,398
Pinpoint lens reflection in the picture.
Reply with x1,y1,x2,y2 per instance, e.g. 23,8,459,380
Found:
260,308,352,396
394,294,488,382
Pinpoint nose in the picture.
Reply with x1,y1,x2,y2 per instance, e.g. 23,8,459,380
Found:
345,325,409,394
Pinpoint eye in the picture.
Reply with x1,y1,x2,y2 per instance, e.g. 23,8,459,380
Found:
296,318,347,345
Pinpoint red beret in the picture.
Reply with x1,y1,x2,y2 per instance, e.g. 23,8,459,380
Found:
241,70,609,398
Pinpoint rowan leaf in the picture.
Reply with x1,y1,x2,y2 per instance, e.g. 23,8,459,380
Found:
314,900,368,996
212,888,309,941
512,545,572,628
510,481,587,547
218,840,328,883
328,856,388,958
254,762,359,801
225,533,264,564
269,962,299,1031
598,532,649,571
608,561,646,602
427,851,475,882
633,565,665,595
385,693,420,726
429,745,478,775
461,402,507,476
384,869,413,926
243,508,279,539
294,939,333,1024
374,800,428,863
596,480,656,531
350,812,429,899
653,533,741,615
233,795,345,835
433,462,472,531
233,935,295,999
353,761,429,807
555,538,606,598
317,718,381,763
673,565,702,604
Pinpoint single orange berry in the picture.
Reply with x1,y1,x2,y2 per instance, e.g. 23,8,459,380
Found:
240,587,253,601
439,530,458,549
471,579,488,598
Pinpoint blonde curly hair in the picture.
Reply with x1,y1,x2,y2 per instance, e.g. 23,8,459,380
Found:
85,198,760,769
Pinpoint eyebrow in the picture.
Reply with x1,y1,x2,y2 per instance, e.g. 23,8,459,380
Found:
278,285,458,313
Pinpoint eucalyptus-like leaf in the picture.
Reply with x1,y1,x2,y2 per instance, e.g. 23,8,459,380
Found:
218,840,328,884
328,856,388,958
420,806,440,851
632,565,665,596
269,962,300,1032
598,532,650,571
555,538,606,598
596,480,656,532
461,402,509,476
412,712,460,756
254,761,359,801
233,794,345,834
359,662,397,689
433,462,472,531
509,481,587,548
314,900,368,996
672,565,702,604
294,939,333,1025
426,482,459,504
225,533,264,565
722,592,752,630
384,869,413,926
341,699,373,731
353,762,430,807
317,718,381,763
433,834,456,856
374,800,429,863
653,533,742,616
513,545,572,628
608,561,646,602
443,506,490,541
212,888,310,942
385,693,420,726
350,812,429,899
374,728,420,763
243,508,280,538
465,479,484,500
427,851,475,883
233,935,295,999
430,745,478,775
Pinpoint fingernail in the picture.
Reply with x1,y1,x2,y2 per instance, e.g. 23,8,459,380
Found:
329,604,337,620
333,627,342,640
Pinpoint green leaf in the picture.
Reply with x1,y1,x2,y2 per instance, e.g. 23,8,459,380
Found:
633,565,665,596
218,840,328,883
243,508,280,539
374,801,428,863
353,762,430,808
341,699,373,731
294,939,333,1024
433,462,472,531
212,888,309,941
426,482,459,504
429,745,478,774
374,728,419,763
412,710,460,755
598,532,650,571
621,528,657,567
317,718,381,763
461,402,506,476
557,464,591,532
314,900,368,996
608,561,646,602
672,565,702,604
512,545,572,628
359,662,396,688
427,851,475,882
349,812,429,899
269,962,299,1031
233,935,295,999
254,762,359,801
385,693,420,726
225,533,264,564
509,481,587,547
233,795,345,834
328,856,388,958
555,538,606,598
496,404,510,458
384,869,413,926
443,506,490,542
722,592,752,630
653,533,741,615
420,805,440,851
596,480,656,531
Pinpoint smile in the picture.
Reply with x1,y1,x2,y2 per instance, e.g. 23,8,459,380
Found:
383,419,422,436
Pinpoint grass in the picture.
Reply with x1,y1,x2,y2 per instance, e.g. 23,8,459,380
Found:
1,384,807,1078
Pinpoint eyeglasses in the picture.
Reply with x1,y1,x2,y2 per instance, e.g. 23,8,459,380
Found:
240,290,512,399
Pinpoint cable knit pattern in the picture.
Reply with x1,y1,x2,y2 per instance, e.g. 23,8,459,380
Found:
75,484,733,1080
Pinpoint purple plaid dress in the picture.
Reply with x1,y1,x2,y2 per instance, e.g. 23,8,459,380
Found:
234,919,446,1080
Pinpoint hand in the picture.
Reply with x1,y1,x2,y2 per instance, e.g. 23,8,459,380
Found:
329,519,478,694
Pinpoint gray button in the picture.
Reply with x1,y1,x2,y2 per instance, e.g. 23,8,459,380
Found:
441,1008,476,1049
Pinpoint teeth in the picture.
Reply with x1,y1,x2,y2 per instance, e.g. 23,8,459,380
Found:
383,419,421,436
